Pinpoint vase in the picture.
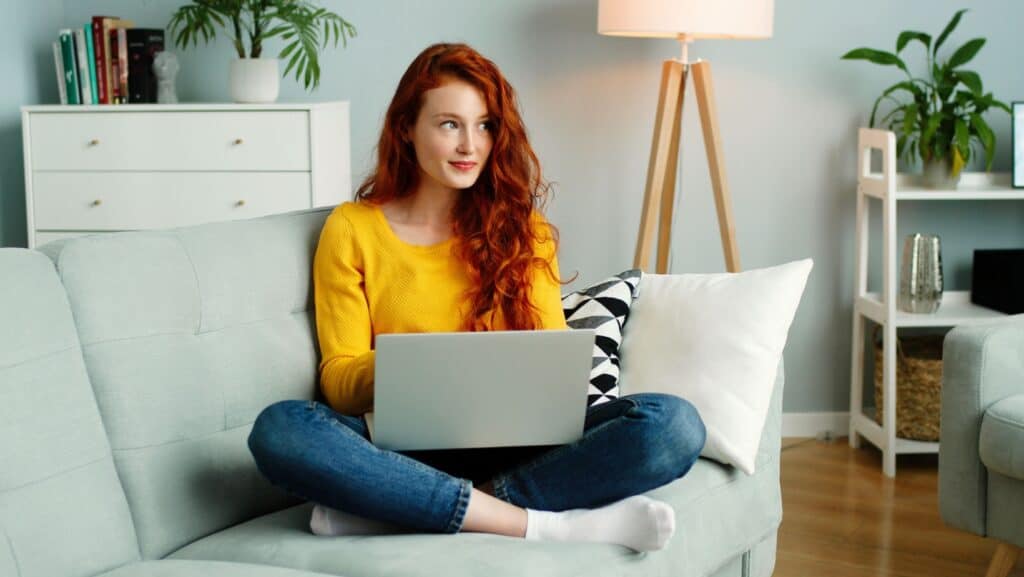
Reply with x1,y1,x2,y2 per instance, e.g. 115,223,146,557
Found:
921,157,961,189
898,233,943,314
229,58,280,104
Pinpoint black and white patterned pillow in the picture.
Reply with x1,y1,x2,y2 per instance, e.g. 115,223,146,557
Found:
562,269,642,408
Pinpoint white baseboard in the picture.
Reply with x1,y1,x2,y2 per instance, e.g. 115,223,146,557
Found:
782,412,850,438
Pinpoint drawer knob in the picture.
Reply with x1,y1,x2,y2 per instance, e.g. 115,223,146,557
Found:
236,199,246,207
91,199,102,206
232,138,244,145
88,139,100,146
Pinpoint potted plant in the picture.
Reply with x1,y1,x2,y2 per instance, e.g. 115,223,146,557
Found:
168,0,356,103
841,9,1010,188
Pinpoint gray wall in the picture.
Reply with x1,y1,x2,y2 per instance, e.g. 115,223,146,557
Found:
0,0,62,246
4,0,1024,413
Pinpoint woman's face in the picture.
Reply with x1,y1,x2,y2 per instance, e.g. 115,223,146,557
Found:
408,78,494,195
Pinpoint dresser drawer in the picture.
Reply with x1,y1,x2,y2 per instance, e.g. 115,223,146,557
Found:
32,172,311,230
29,111,310,171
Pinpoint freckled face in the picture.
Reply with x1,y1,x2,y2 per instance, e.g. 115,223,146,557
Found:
409,79,494,194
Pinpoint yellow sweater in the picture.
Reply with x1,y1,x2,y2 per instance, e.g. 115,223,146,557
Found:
313,201,569,415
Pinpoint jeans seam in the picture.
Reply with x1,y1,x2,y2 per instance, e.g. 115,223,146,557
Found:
492,474,513,504
445,479,472,533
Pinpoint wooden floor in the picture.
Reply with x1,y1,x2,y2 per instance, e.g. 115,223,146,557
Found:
774,437,1022,577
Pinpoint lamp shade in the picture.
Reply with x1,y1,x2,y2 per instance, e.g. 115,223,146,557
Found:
598,0,774,39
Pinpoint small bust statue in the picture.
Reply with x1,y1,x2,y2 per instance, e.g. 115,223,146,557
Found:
153,52,180,104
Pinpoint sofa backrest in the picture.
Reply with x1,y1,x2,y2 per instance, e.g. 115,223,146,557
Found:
43,209,329,559
0,249,140,577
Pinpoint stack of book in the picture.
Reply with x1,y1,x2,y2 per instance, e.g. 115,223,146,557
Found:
54,16,165,105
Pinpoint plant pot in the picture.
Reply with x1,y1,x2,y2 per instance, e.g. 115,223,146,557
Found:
229,58,280,104
922,158,961,189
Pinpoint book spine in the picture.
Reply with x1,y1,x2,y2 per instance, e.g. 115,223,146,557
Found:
84,24,99,104
59,30,80,105
109,28,119,104
117,27,128,104
53,41,67,105
102,18,115,104
127,29,165,103
74,29,93,105
91,17,107,103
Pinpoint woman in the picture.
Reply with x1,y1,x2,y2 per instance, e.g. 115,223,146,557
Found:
248,43,706,553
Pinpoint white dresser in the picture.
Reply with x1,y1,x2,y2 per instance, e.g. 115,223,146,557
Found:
21,101,350,248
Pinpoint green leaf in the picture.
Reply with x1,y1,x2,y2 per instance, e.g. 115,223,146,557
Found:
956,70,982,95
897,31,931,53
868,80,919,127
902,102,919,137
947,38,985,69
934,9,967,58
991,98,1012,115
954,117,969,156
841,48,909,74
921,114,942,148
971,113,995,170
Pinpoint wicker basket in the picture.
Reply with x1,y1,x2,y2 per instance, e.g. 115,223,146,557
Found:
872,329,944,441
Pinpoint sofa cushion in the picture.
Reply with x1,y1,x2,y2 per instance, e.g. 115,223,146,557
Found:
170,458,780,577
98,559,334,577
43,209,332,559
979,394,1024,480
0,249,140,577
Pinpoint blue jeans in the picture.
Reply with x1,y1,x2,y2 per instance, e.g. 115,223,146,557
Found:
248,393,705,534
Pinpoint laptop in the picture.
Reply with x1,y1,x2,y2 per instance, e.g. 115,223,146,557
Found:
366,329,596,451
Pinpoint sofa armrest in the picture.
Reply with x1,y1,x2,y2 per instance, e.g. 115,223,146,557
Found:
939,318,1024,536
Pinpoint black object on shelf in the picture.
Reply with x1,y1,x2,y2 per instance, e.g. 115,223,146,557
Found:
971,249,1024,314
126,28,164,104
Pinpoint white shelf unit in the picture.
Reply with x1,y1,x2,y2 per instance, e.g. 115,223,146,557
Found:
849,128,1017,477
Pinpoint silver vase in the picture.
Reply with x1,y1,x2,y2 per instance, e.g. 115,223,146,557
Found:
898,233,943,314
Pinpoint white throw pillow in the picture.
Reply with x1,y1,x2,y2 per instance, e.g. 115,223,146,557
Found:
618,259,812,475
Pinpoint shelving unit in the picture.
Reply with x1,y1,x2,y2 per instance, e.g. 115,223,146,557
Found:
849,128,1017,477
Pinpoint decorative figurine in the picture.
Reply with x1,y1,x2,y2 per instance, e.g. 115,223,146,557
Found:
153,52,179,104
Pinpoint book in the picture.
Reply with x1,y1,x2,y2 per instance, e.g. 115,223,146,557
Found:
58,30,80,105
84,24,99,104
109,27,120,103
91,16,110,103
53,41,67,105
117,27,128,103
74,29,93,105
101,18,133,104
126,29,164,103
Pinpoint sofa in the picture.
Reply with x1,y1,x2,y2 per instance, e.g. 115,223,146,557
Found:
939,320,1024,577
1,207,784,577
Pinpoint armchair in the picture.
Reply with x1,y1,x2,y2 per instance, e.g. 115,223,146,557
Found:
939,319,1024,577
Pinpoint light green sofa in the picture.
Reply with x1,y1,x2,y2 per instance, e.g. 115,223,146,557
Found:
939,321,1024,577
2,208,784,577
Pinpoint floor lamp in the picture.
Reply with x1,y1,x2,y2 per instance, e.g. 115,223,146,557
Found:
598,0,774,274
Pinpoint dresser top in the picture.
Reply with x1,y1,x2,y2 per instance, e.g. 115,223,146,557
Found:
22,101,348,113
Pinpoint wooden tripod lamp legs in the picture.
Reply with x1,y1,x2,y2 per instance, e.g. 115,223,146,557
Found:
633,59,741,274
985,543,1021,577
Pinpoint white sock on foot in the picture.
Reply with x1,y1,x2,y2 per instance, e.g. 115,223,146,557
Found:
309,504,404,536
524,495,676,552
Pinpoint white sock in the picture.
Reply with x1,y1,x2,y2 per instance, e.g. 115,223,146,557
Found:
524,495,676,552
309,504,405,536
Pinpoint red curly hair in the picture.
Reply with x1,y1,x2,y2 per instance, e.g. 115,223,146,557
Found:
356,42,563,331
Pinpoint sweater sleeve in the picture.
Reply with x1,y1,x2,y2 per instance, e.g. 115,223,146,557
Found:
313,208,376,415
530,213,570,330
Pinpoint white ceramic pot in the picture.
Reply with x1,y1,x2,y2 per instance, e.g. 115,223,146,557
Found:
229,58,280,104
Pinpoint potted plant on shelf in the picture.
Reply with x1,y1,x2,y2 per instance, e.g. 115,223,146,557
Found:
841,9,1010,188
168,0,356,104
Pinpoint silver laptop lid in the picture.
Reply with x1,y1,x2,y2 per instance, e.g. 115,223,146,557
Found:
373,329,595,451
